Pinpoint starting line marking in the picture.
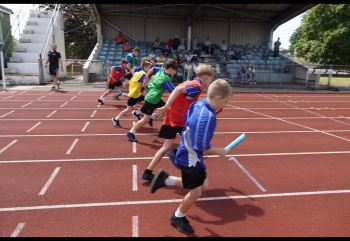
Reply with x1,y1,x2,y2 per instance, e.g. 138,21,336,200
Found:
0,110,15,118
21,102,33,108
70,96,77,101
1,189,350,212
60,102,69,108
46,110,57,118
1,96,13,100
10,222,25,237
37,96,45,100
38,167,61,196
1,150,350,164
132,165,138,192
230,157,266,192
81,121,90,132
90,110,97,118
26,122,42,133
132,216,139,237
0,140,18,154
66,139,79,155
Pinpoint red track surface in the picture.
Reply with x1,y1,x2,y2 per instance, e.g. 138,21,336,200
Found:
1,90,350,237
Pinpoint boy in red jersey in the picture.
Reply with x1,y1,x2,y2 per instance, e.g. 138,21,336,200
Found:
98,59,130,105
140,64,214,182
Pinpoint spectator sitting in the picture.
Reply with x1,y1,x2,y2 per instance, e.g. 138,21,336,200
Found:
123,40,131,52
166,38,173,51
226,48,234,62
157,52,166,64
152,37,162,51
193,46,201,59
148,50,156,61
244,42,252,55
239,64,248,84
162,45,171,57
232,47,241,60
177,42,186,51
115,32,126,45
248,64,256,85
220,40,228,52
172,35,180,51
262,49,270,60
204,36,212,55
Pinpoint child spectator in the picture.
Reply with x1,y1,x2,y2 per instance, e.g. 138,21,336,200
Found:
172,35,180,51
148,50,156,61
153,37,162,51
123,40,132,52
240,64,248,84
248,64,256,85
273,37,281,57
115,32,126,45
150,79,233,234
204,36,211,55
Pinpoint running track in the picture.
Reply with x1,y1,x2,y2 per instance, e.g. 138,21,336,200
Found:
1,89,350,237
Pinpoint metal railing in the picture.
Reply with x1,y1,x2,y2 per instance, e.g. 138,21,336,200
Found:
38,4,61,84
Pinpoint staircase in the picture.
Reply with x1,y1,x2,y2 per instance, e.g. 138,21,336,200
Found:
5,10,54,85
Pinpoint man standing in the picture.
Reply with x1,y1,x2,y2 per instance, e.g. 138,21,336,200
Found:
44,43,63,90
273,37,281,57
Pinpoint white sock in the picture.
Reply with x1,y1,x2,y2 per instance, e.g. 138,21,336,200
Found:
134,110,140,115
129,128,136,134
175,207,186,218
164,176,177,186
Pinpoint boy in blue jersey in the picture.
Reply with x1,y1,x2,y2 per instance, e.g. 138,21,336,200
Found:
150,79,233,234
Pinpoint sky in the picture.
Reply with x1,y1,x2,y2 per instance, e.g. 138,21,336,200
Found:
2,4,306,50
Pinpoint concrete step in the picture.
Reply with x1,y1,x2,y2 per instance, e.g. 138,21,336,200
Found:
24,25,48,34
12,52,40,63
16,43,42,52
30,10,53,17
9,57,22,63
19,34,45,43
28,17,52,24
19,39,31,43
5,75,40,85
14,47,27,52
27,21,38,26
4,68,17,74
23,29,34,34
7,63,39,74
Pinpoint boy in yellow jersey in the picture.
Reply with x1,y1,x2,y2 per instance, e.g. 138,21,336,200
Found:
112,61,152,128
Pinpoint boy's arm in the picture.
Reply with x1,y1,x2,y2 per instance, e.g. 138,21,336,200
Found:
204,147,227,157
154,85,186,117
44,54,49,67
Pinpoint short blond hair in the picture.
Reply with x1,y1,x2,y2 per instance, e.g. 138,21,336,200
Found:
207,79,232,100
195,64,215,77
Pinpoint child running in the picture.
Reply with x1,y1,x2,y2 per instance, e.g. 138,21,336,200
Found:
150,79,233,234
111,60,153,128
97,59,130,105
126,59,178,142
140,64,215,182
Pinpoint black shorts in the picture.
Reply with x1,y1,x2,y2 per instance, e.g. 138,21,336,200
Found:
158,125,183,139
49,67,59,76
127,95,145,107
140,100,165,116
124,72,133,80
108,81,123,89
180,163,207,189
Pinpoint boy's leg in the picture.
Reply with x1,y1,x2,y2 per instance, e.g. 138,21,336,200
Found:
141,138,174,182
127,115,151,142
112,105,133,128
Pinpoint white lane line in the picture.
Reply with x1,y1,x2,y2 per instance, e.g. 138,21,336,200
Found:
78,91,82,95
49,91,54,95
132,216,139,237
0,110,15,118
21,102,33,108
70,96,77,101
3,129,350,139
81,121,90,132
0,140,18,154
90,110,97,118
60,102,68,108
2,150,350,165
1,95,13,100
46,110,57,118
26,122,42,133
227,104,350,144
1,189,350,212
132,165,138,192
229,157,266,192
38,167,61,195
259,94,350,127
66,138,79,155
132,121,136,153
10,222,25,237
37,95,45,100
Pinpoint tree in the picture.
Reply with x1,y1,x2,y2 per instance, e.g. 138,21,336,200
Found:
39,4,97,59
289,4,350,65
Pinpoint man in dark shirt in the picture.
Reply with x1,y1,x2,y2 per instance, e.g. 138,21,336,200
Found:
44,43,63,90
273,37,281,57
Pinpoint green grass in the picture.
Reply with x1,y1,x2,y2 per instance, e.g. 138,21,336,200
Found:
319,76,350,87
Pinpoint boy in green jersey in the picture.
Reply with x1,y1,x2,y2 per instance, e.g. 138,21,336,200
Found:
126,59,178,142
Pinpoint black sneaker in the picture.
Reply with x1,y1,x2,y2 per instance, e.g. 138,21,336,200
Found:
140,169,154,182
132,110,142,120
98,98,104,105
150,169,169,193
112,118,121,128
113,93,120,101
148,118,153,127
126,132,137,142
170,213,195,234
51,85,56,90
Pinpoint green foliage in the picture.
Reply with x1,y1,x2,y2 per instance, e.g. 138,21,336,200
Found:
39,4,97,59
289,4,350,65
